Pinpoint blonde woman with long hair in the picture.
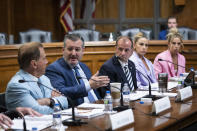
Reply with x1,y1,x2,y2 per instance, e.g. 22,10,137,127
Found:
154,27,185,79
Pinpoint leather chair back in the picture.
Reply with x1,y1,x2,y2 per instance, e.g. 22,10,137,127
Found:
68,29,100,41
0,33,6,45
188,29,197,40
19,29,52,43
120,28,140,39
178,27,192,40
119,28,152,40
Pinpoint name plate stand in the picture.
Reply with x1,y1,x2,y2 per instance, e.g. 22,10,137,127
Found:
176,86,193,102
109,109,134,130
152,96,171,115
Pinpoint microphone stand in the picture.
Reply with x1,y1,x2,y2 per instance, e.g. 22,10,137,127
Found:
18,80,87,126
135,69,158,101
111,85,129,112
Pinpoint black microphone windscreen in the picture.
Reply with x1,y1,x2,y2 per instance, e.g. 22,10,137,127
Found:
158,58,163,61
19,80,26,83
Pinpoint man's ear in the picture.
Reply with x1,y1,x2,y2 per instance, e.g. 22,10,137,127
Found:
31,60,37,69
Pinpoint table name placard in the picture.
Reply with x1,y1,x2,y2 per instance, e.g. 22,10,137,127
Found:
109,109,134,130
176,86,193,102
152,96,171,115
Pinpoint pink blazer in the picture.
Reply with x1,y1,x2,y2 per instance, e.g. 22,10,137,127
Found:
153,50,186,79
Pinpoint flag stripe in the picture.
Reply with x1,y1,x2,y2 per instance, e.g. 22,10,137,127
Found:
60,0,73,32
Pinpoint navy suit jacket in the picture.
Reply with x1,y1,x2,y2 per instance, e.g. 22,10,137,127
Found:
159,30,167,40
45,57,101,106
97,56,138,98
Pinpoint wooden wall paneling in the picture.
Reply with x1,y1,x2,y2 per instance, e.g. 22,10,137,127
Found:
160,0,174,18
0,0,8,33
125,0,154,18
176,0,197,29
0,40,197,93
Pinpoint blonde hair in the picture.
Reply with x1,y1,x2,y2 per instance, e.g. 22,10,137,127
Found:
133,32,147,43
167,27,184,49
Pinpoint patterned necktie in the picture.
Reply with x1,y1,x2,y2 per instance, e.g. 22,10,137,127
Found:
124,65,133,90
73,66,95,103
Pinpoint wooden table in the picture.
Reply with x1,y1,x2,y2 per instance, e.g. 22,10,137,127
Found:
63,89,197,131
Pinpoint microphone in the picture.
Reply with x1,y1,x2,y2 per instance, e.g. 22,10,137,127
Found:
18,79,87,126
135,69,159,100
158,58,186,69
158,59,197,88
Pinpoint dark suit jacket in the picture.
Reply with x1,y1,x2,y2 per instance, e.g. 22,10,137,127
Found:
45,57,101,106
97,55,138,98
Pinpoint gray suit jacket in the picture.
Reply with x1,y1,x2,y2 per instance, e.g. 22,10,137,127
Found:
6,70,68,114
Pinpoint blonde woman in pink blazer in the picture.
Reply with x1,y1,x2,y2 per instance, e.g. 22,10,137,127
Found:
154,28,185,79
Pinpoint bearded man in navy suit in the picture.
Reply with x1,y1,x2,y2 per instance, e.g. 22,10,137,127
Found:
97,36,138,98
46,34,109,106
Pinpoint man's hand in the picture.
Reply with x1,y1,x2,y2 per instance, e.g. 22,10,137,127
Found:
37,98,51,106
16,107,42,117
0,113,13,129
51,90,61,97
89,71,110,89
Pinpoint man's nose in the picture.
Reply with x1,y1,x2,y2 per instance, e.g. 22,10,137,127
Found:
71,49,76,55
121,50,126,55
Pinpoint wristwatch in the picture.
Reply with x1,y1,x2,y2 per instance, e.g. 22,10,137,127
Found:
49,98,55,108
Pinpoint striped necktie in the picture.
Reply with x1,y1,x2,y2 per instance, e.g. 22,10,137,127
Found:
73,66,95,103
124,65,133,90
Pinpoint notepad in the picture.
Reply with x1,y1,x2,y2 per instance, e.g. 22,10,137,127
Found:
61,108,104,118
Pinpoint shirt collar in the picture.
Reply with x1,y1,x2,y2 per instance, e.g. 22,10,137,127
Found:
20,69,39,82
118,59,128,68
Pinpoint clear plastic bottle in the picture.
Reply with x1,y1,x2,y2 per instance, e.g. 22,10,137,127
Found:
122,83,130,106
177,73,184,89
52,103,62,129
104,91,113,112
108,33,113,41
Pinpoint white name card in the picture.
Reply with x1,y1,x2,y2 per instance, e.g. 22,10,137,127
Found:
152,96,171,115
109,109,134,130
176,86,193,102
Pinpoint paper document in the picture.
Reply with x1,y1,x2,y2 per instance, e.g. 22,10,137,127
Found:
61,108,104,118
130,90,177,101
140,82,178,91
11,115,71,130
78,103,105,109
130,91,149,101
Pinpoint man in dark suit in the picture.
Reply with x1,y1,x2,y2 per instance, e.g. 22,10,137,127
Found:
97,36,138,98
46,34,109,106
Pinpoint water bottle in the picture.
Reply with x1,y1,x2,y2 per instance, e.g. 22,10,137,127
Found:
122,83,130,106
108,33,113,41
52,103,62,129
104,91,113,112
177,73,184,89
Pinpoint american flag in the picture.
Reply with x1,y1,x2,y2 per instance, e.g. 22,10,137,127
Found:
60,0,74,32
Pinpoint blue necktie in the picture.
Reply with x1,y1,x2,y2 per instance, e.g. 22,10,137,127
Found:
73,66,95,103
